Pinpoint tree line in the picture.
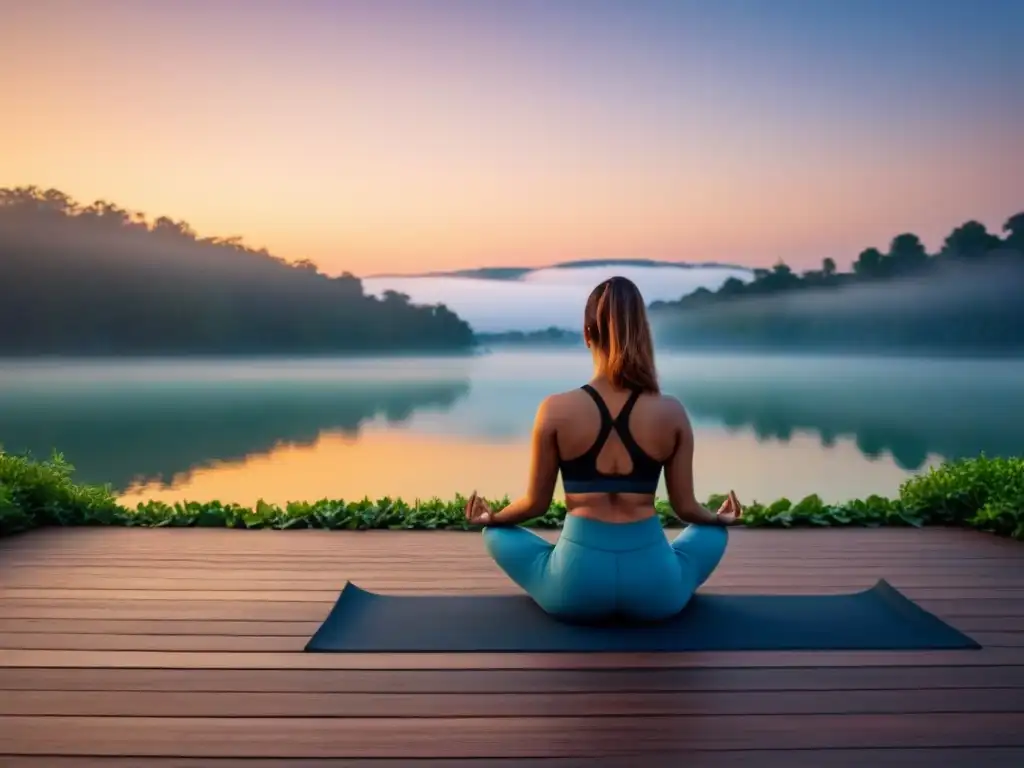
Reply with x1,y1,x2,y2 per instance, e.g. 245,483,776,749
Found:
649,213,1024,353
0,187,474,355
476,327,582,347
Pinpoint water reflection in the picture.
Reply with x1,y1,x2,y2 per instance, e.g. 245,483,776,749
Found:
440,351,1024,470
673,367,1024,471
1,353,1022,503
0,358,470,489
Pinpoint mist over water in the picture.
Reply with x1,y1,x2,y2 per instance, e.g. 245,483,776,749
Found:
678,257,1022,320
363,264,751,332
646,256,1024,354
2,350,1022,505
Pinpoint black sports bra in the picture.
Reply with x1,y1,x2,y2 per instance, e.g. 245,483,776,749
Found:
558,385,663,495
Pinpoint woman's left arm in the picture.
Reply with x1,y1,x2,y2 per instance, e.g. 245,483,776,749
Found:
486,397,560,526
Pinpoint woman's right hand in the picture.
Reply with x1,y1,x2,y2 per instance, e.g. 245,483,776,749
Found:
716,490,743,525
464,491,494,526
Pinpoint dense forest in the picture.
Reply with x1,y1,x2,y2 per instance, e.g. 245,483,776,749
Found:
0,187,474,355
649,213,1024,353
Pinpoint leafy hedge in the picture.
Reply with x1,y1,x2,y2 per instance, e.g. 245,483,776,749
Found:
0,450,1021,540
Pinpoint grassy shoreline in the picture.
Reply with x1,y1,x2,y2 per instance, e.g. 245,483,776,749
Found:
0,450,1021,540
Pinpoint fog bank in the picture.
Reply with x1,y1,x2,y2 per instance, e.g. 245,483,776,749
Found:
363,264,751,332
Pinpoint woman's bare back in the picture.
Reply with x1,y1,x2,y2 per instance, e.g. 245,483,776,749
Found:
550,381,681,523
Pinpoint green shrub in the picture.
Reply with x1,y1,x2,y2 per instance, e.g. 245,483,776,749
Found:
0,451,123,536
898,454,1024,539
0,449,1020,539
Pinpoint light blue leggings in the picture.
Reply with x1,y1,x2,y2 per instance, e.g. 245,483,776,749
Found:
483,514,728,622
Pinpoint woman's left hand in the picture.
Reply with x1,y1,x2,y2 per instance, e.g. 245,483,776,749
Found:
464,491,494,526
716,490,744,526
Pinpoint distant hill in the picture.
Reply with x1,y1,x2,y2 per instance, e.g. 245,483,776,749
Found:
650,213,1024,355
369,258,750,281
362,261,754,333
0,186,475,356
475,327,582,347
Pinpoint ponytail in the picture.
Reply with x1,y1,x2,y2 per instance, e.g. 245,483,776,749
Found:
585,277,659,393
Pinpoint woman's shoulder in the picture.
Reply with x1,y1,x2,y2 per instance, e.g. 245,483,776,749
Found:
539,387,596,418
648,391,687,418
541,388,586,410
545,387,686,417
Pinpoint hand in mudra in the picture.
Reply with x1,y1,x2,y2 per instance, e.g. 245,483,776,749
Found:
716,490,743,526
464,491,494,526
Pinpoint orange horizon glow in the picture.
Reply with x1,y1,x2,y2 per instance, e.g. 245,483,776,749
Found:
117,425,934,507
3,1,1021,277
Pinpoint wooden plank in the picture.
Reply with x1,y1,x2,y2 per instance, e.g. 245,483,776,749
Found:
1,531,1009,546
6,573,1022,590
1,592,1020,616
3,545,1012,560
4,586,1022,600
4,561,1019,579
1,750,1023,768
125,543,982,557
2,530,1016,556
0,619,326,635
0,598,1018,622
8,523,1010,539
0,600,326,621
15,750,1024,768
4,556,1019,569
0,631,1018,652
4,543,1018,556
4,665,1024,693
0,575,992,588
6,538,1008,549
0,633,307,652
0,525,995,542
940,632,1021,647
1,687,1021,718
1,713,1023,756
2,614,1018,636
12,533,985,548
0,648,1019,670
0,547,1016,563
0,533,996,550
28,549,981,560
5,562,1019,576
3,561,1020,578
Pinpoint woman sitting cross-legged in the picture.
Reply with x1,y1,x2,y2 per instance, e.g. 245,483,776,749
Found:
464,276,743,623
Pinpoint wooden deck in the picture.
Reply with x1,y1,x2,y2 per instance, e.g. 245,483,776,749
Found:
0,526,1022,766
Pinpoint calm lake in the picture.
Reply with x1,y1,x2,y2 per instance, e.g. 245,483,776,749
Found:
1,350,1022,507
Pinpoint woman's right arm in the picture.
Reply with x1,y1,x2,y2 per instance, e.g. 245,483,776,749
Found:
664,398,725,526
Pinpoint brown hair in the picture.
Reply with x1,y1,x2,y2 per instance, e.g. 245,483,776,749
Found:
584,276,659,393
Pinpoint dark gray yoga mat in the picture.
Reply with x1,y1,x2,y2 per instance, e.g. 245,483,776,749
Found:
305,580,980,653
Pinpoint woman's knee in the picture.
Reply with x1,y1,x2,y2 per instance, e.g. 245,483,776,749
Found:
482,525,527,557
697,522,729,546
673,522,728,550
482,526,551,569
672,523,728,585
482,526,554,598
691,523,728,559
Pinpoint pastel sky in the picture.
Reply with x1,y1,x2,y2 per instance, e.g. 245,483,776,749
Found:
3,0,1021,276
